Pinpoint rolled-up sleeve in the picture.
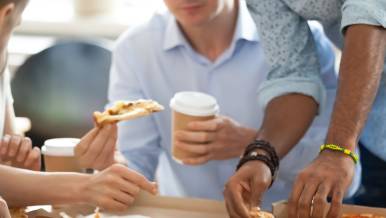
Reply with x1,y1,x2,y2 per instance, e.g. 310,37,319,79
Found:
108,38,161,180
341,0,386,31
246,0,326,113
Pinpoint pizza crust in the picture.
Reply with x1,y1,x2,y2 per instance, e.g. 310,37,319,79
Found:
249,207,274,218
94,100,164,125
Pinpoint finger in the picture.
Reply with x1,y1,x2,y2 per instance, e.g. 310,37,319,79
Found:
109,188,135,207
311,183,330,218
174,130,215,144
326,185,344,218
297,181,321,218
83,125,113,163
8,136,22,157
24,147,41,171
187,118,224,132
16,137,32,162
182,154,212,165
288,175,306,218
98,125,117,168
225,181,250,218
117,167,157,195
98,197,129,212
0,135,11,156
249,176,266,209
175,141,211,155
75,127,100,156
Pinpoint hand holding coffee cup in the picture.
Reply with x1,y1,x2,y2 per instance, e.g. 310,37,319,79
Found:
170,92,219,164
174,115,258,165
170,92,258,165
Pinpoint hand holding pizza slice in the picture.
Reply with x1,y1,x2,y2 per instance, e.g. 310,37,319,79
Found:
94,99,164,126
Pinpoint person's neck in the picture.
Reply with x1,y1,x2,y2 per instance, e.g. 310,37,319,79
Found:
180,1,238,62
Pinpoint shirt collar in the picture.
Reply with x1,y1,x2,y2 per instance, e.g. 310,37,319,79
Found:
163,0,259,51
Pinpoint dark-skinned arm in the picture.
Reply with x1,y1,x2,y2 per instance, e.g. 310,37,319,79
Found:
224,94,318,218
290,24,386,218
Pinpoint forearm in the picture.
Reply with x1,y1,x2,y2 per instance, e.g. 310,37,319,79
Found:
326,25,386,150
0,165,88,207
257,94,318,158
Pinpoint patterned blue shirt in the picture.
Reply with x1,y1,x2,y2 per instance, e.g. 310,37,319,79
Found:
246,0,386,160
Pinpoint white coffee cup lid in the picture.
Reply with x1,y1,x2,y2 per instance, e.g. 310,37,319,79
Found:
170,92,219,116
41,138,80,156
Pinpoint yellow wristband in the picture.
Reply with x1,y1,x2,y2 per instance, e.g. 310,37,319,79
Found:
320,144,359,164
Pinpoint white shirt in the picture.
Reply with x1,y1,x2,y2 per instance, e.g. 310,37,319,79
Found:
0,68,12,137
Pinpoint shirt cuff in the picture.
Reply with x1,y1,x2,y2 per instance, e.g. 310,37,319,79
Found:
341,1,386,32
257,77,326,115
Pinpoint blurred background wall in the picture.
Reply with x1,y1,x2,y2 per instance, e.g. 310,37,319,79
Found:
9,0,162,146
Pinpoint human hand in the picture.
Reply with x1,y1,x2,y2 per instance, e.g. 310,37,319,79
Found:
80,164,158,212
75,123,118,171
174,116,257,165
223,161,272,218
288,150,355,218
0,196,10,218
0,135,41,171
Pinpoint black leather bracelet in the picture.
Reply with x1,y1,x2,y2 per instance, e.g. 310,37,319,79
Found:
243,140,279,169
236,153,276,188
236,140,280,188
236,153,274,173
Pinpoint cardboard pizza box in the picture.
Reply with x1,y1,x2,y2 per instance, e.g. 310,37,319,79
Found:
272,201,386,217
27,192,229,218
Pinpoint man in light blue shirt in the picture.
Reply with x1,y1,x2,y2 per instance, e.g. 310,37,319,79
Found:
108,0,360,210
225,0,386,217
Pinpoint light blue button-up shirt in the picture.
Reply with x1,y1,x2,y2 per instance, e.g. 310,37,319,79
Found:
246,0,386,160
108,1,360,209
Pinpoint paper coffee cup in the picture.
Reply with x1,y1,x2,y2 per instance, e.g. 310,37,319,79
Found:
170,92,219,164
42,138,82,172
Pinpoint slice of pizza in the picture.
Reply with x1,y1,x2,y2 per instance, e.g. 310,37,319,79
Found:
249,207,274,218
94,100,164,126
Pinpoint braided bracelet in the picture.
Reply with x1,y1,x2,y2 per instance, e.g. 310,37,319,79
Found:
243,140,280,169
236,140,280,188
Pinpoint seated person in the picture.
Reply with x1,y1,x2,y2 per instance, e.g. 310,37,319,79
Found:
0,0,156,212
104,0,361,209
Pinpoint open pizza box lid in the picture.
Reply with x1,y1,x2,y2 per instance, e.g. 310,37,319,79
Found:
272,201,386,217
26,192,229,218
